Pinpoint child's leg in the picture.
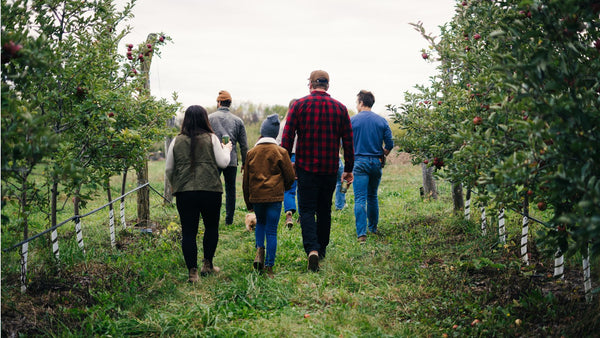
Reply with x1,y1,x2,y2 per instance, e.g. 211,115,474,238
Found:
264,201,283,267
254,203,267,249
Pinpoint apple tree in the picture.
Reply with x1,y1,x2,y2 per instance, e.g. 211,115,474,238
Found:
393,0,599,261
1,0,178,246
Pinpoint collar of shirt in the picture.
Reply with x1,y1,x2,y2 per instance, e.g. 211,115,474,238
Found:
309,90,330,97
217,107,230,112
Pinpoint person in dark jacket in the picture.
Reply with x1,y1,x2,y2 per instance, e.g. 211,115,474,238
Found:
208,90,249,225
166,105,232,282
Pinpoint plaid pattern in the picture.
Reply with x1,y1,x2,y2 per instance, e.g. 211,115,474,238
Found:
281,91,354,175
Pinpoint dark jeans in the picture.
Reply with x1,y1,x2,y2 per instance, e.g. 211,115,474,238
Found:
296,167,337,258
175,190,222,269
220,166,237,224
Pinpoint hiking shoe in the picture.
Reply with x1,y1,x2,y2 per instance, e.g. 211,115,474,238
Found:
285,211,294,229
265,266,274,278
253,247,265,271
200,258,220,276
358,235,367,244
308,251,320,272
188,268,199,283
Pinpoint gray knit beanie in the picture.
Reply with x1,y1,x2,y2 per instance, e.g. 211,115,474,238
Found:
260,114,280,139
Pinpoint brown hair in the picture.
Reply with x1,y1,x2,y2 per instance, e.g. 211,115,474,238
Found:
357,90,375,108
180,105,214,168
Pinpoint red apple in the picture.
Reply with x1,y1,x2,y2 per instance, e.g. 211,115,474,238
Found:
108,112,115,117
159,35,165,42
304,313,310,318
423,160,429,164
127,43,133,49
462,1,468,6
138,53,144,60
422,53,429,59
465,46,470,51
537,201,547,211
437,101,442,105
473,116,482,125
526,190,533,196
473,33,481,40
146,43,152,49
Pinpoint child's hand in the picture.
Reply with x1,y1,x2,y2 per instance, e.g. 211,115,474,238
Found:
223,141,233,152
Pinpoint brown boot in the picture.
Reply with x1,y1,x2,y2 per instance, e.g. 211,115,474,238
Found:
200,258,220,276
188,268,199,283
265,266,274,278
253,247,265,271
285,211,294,229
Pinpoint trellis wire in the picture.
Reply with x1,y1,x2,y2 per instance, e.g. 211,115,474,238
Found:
4,182,160,293
464,190,593,302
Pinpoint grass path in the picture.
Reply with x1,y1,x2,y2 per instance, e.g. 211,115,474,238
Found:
1,160,598,336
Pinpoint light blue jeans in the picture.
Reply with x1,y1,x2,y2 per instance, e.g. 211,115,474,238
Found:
334,158,346,210
253,201,282,267
353,156,382,237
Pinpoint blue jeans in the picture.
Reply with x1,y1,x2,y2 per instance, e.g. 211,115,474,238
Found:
283,154,297,213
296,167,337,258
253,201,282,267
334,159,346,210
353,156,382,237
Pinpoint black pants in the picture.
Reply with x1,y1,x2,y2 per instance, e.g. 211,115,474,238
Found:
175,190,222,269
296,167,337,258
220,166,237,224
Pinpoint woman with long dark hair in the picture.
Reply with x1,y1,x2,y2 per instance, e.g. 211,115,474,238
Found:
166,105,232,282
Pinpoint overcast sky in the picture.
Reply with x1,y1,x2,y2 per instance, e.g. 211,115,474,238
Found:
119,0,456,115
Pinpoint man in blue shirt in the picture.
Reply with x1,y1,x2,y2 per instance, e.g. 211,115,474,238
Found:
350,90,394,243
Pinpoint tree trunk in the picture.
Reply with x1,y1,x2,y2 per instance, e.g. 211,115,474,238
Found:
421,163,437,199
164,134,173,203
451,182,464,213
136,161,149,227
51,180,58,228
136,33,156,226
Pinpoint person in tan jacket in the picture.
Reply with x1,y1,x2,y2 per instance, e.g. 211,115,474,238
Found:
243,114,295,277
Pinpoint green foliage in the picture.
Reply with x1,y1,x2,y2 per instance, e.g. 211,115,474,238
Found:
392,0,600,259
1,0,179,242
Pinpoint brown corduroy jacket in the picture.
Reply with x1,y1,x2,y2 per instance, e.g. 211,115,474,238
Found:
242,137,295,211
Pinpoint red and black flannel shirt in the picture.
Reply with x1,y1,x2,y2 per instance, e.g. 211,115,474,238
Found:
281,91,354,175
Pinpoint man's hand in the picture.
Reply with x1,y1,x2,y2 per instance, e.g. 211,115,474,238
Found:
342,172,353,184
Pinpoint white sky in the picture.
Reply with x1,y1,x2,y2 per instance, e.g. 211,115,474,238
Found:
119,0,456,116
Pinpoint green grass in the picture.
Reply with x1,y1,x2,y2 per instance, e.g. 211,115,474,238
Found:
1,159,599,337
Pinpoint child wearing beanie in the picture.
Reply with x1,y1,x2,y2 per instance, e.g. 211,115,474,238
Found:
242,114,295,277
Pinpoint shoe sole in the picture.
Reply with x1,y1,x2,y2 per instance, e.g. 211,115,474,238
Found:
308,254,320,272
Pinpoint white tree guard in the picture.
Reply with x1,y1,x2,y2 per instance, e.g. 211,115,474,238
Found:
520,215,529,265
498,208,506,244
20,243,28,293
109,208,116,247
554,249,565,279
75,218,85,254
480,206,487,235
51,228,60,260
120,200,126,229
465,197,471,220
583,246,592,303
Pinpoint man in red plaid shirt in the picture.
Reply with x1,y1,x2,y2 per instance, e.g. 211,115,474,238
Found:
281,70,354,272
